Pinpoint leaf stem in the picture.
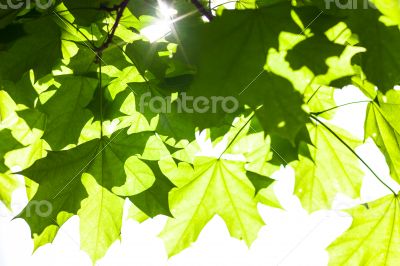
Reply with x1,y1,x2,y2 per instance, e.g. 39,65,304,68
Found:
310,100,372,116
52,12,97,50
210,1,238,10
305,82,319,104
310,114,397,196
98,59,103,138
218,113,255,159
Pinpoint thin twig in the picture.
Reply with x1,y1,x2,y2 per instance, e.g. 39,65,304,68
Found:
96,0,130,56
191,0,214,21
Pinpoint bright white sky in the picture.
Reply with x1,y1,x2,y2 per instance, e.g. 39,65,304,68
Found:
0,85,398,266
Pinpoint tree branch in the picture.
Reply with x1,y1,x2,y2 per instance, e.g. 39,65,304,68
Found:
191,0,214,21
96,0,130,56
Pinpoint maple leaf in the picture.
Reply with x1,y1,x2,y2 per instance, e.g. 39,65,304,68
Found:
294,123,364,212
17,129,173,261
365,90,400,184
170,2,309,142
160,157,265,257
0,0,398,262
328,195,400,265
0,17,61,82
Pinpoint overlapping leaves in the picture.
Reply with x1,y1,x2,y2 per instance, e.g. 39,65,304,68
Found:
294,123,364,212
0,0,399,264
17,129,173,261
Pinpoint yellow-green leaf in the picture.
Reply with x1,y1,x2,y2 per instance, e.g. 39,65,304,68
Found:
328,194,400,265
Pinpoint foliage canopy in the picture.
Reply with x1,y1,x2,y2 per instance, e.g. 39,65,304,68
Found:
0,0,400,264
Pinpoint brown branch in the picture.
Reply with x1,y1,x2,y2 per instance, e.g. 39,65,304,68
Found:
191,0,214,21
96,0,130,56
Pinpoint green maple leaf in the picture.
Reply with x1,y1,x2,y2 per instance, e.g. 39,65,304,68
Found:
132,83,198,141
0,173,19,208
39,75,98,150
2,0,399,262
246,171,274,196
0,17,62,82
294,124,364,212
171,3,309,142
125,41,169,79
78,173,124,262
17,129,173,261
365,91,400,183
328,194,400,265
127,0,159,17
160,157,264,257
62,0,121,26
345,7,400,92
286,35,346,75
304,85,336,120
242,72,309,144
0,129,23,173
125,40,195,85
129,160,175,217
306,1,400,92
371,0,400,24
1,72,38,109
66,43,132,76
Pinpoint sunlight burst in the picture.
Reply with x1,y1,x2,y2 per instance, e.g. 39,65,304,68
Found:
140,0,177,42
